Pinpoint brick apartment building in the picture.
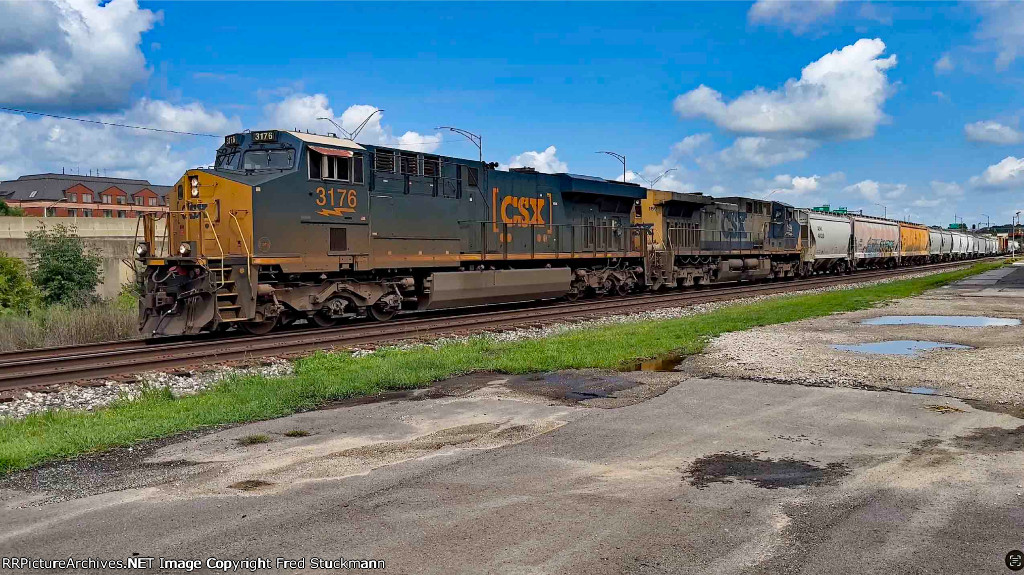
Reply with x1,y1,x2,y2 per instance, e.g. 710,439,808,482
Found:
0,173,172,218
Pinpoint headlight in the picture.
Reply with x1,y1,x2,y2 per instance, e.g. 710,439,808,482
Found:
178,242,192,256
189,176,200,197
135,242,149,257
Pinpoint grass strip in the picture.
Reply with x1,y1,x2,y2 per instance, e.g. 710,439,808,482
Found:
0,261,1003,474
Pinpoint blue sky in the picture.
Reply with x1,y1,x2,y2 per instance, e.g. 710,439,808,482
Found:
1,1,1023,228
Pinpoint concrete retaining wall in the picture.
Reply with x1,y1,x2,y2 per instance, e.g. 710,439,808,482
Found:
0,217,166,299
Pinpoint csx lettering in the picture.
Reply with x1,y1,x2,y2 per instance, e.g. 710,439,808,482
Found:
500,196,545,227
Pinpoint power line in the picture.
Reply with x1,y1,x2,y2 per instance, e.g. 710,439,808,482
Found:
0,105,462,146
0,106,220,137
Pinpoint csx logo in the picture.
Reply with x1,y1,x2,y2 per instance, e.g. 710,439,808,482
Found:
500,196,546,226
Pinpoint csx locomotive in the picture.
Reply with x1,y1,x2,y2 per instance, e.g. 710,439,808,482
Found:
135,129,995,337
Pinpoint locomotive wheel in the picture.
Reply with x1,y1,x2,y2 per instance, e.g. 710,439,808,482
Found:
615,280,630,296
240,316,277,335
368,303,397,322
564,287,580,302
311,311,338,328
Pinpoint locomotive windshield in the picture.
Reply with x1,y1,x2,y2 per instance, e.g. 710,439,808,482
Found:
215,148,240,170
242,148,295,171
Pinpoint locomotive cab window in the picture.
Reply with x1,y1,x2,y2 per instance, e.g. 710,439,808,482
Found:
243,148,294,171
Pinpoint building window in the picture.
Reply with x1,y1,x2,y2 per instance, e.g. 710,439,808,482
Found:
83,209,92,217
148,198,157,207
117,210,126,218
134,196,143,205
67,209,77,216
45,207,56,217
116,196,125,205
69,193,77,202
103,210,112,218
101,194,112,204
82,193,92,203
28,190,37,198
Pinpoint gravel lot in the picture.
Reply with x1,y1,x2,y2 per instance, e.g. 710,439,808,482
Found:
689,273,1024,405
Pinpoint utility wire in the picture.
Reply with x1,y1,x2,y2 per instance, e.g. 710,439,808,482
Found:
0,105,462,146
0,106,220,137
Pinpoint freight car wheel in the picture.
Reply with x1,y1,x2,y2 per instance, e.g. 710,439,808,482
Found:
311,311,338,328
241,317,277,335
368,304,397,322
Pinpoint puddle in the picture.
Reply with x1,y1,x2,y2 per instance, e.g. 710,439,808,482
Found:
505,372,640,402
832,340,972,356
684,452,849,490
229,479,274,491
908,386,937,395
862,315,1020,327
623,353,685,372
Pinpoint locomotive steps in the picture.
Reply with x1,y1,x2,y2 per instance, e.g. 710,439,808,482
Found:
0,259,1004,474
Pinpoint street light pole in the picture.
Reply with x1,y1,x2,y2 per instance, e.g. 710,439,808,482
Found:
636,168,677,188
874,203,887,219
436,126,487,208
981,214,991,231
596,151,626,183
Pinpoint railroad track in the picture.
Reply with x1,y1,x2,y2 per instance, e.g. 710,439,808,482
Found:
0,259,991,391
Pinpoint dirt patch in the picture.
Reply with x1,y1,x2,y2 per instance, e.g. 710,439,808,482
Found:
905,437,958,467
229,479,274,491
335,423,501,459
951,425,1024,453
0,430,211,505
924,404,966,414
683,452,849,490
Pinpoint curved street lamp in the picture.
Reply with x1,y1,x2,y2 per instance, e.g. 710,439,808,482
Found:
596,151,626,183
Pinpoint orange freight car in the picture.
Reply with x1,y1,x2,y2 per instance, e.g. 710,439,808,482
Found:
899,222,930,264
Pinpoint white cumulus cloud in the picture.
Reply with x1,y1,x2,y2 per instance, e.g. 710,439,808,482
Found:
503,146,568,174
974,1,1024,70
711,137,818,169
263,94,441,153
929,181,963,197
933,53,954,75
842,179,907,202
0,0,159,109
747,0,842,35
674,38,897,140
968,156,1024,190
0,101,240,183
964,120,1024,145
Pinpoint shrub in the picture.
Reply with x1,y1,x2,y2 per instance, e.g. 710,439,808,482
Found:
0,199,24,217
26,224,102,306
0,252,37,313
0,300,137,351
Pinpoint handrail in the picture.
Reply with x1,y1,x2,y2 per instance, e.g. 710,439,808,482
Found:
229,211,252,287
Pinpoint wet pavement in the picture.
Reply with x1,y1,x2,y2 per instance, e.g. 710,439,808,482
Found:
2,372,1022,574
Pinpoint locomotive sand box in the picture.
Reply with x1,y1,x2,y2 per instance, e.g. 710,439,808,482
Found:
135,130,1002,337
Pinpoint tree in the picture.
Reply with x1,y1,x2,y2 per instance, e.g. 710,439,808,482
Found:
0,252,36,313
27,224,102,306
0,199,25,216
